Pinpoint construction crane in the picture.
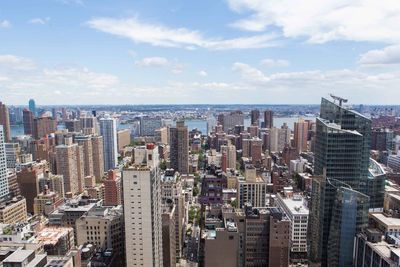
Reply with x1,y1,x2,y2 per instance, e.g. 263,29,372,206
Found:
330,94,348,106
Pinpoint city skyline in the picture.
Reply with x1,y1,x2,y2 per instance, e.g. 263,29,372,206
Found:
1,0,400,105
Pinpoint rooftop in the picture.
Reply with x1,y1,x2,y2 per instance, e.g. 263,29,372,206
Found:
277,194,309,215
37,227,73,246
370,213,400,228
3,249,34,263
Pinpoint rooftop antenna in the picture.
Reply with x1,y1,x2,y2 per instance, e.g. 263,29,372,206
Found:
330,94,348,106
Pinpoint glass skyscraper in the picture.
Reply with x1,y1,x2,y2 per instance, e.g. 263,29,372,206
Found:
308,97,377,267
28,99,36,117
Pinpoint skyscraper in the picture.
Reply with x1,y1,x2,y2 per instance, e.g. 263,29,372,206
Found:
0,126,9,198
29,99,36,117
33,116,57,139
170,120,189,174
294,118,309,153
0,102,11,142
56,139,84,195
250,109,260,126
218,111,244,132
23,108,34,135
99,115,118,171
91,135,104,182
123,144,163,266
308,97,373,267
264,110,273,128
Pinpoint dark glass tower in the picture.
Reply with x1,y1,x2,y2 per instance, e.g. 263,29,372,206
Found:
308,97,375,267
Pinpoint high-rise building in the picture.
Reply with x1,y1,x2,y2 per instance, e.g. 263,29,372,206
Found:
123,144,163,267
269,127,290,152
0,102,11,142
117,129,131,151
218,111,244,132
0,196,27,224
55,139,84,195
250,109,260,126
80,115,97,134
74,135,94,178
0,126,9,198
91,135,104,182
371,128,394,151
237,165,268,208
275,193,309,263
264,110,273,128
104,169,122,206
162,204,176,267
33,116,57,139
23,109,34,135
161,169,185,260
220,144,236,170
29,99,36,117
294,118,309,153
170,121,189,174
100,116,118,172
308,97,374,267
140,116,162,136
16,160,47,213
65,119,81,133
38,171,65,198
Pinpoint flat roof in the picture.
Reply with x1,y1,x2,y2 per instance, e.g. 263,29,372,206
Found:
3,249,34,262
370,213,400,228
278,195,309,215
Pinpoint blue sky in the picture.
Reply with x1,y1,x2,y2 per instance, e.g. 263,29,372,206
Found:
0,0,400,105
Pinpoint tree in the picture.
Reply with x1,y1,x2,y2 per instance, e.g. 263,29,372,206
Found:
231,199,238,208
159,160,167,171
193,186,199,197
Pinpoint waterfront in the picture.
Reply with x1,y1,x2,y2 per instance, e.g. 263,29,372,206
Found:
11,116,316,138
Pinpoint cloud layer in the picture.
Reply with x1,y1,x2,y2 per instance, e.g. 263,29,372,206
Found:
227,0,400,43
87,17,277,50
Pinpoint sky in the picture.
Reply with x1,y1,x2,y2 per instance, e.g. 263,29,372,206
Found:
0,0,400,105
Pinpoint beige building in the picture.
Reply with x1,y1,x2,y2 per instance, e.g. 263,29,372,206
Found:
75,134,105,182
237,165,267,208
294,118,309,153
221,144,236,170
161,169,186,259
91,135,104,182
75,206,124,263
56,139,84,195
0,102,11,142
155,127,169,144
0,196,27,224
34,186,64,215
123,144,163,267
117,129,131,151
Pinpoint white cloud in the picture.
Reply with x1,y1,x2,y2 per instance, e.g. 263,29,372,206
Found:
359,45,400,66
260,58,290,68
29,17,50,25
134,56,184,74
135,57,169,67
232,62,271,83
0,20,11,28
0,55,36,70
230,61,400,103
87,17,277,50
227,0,400,44
198,70,208,77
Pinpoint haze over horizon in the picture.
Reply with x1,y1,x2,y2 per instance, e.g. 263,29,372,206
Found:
1,0,400,105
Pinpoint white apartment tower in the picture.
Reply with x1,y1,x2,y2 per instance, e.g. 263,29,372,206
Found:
100,115,118,172
123,144,163,267
0,126,9,198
